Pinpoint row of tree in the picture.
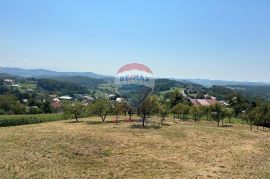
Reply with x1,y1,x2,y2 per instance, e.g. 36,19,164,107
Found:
64,94,270,130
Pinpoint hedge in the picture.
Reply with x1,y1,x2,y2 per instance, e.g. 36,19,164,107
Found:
0,114,68,127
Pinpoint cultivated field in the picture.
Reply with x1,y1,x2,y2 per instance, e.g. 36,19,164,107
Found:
0,116,269,178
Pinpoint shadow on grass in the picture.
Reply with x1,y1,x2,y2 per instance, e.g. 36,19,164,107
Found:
86,119,141,125
130,124,161,129
221,124,233,128
161,123,170,127
65,121,84,124
86,121,115,125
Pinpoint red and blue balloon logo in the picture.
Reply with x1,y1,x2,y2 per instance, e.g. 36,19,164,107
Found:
115,63,155,108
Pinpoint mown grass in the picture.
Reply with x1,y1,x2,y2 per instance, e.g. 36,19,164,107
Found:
0,116,269,178
0,114,67,127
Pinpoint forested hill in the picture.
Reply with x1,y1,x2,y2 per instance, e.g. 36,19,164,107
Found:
0,67,110,79
207,85,270,101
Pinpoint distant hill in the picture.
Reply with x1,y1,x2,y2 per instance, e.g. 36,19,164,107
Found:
183,79,270,87
0,67,110,79
154,78,203,93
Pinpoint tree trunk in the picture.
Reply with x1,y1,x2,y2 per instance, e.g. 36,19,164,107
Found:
115,115,118,124
142,114,146,127
101,115,106,122
250,124,253,131
217,121,220,127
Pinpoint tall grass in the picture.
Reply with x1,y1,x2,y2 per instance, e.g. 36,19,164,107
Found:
0,114,68,127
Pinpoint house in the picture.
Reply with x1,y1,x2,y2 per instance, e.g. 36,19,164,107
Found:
185,86,199,94
108,94,116,100
204,94,217,100
59,96,72,100
26,88,34,93
4,79,15,84
82,96,94,105
116,98,124,103
190,99,218,106
51,98,61,108
11,84,21,88
22,99,28,104
49,94,58,98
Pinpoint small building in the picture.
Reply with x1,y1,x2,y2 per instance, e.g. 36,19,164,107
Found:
22,99,28,104
82,96,94,105
108,94,116,100
51,98,61,108
26,88,34,93
116,98,124,103
11,84,21,88
4,79,15,84
190,99,218,106
59,96,72,100
49,94,58,98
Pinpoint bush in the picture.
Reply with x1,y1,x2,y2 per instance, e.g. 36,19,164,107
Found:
0,114,68,127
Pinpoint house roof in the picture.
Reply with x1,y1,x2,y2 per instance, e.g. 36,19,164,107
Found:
59,96,72,100
191,99,218,106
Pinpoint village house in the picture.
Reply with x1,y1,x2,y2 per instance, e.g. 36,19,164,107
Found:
51,98,61,109
59,96,73,100
82,96,94,105
3,79,15,84
190,99,218,106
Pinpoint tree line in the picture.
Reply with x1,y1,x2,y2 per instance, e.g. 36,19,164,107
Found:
64,90,270,130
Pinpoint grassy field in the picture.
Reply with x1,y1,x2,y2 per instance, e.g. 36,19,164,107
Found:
0,116,269,178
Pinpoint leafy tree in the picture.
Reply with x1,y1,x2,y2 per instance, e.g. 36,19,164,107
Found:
0,94,25,114
158,100,170,125
111,101,127,124
91,98,111,122
167,89,184,107
43,100,52,113
137,96,159,127
172,103,190,121
243,108,259,131
210,104,226,127
190,106,204,122
63,102,85,122
225,108,234,123
201,106,211,120
228,94,249,118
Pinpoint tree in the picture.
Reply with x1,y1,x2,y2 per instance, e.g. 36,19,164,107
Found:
180,104,190,120
210,104,226,127
43,100,52,113
190,106,204,123
91,98,111,122
158,100,170,125
167,89,184,107
111,101,126,124
0,94,25,114
201,106,211,121
63,102,85,122
172,104,181,121
137,96,159,127
171,103,190,121
225,108,234,124
243,108,258,131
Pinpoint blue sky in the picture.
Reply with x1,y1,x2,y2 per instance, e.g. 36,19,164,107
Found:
0,0,270,81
